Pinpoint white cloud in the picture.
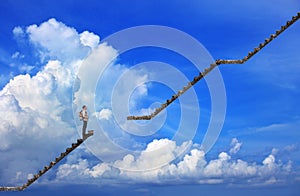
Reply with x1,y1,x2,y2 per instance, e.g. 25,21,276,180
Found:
25,18,91,62
12,26,24,37
97,109,112,120
1,62,63,119
80,31,100,49
55,138,293,186
0,18,109,185
113,139,191,172
56,159,90,180
263,154,275,167
229,138,242,154
0,90,76,184
88,163,111,178
175,148,207,176
1,17,155,185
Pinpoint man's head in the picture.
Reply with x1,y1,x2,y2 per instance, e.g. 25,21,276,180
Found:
82,105,87,110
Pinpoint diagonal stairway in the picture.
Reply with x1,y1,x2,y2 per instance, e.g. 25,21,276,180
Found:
127,12,300,120
0,131,93,191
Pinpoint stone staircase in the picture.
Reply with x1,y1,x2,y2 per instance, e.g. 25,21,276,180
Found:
0,131,93,191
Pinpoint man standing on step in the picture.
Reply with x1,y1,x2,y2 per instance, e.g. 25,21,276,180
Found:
79,105,88,139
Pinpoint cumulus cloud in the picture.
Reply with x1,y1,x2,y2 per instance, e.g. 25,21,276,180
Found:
1,61,68,118
15,18,93,63
55,138,293,186
113,139,192,172
0,59,78,184
97,109,112,120
0,18,107,185
0,17,157,185
80,31,100,49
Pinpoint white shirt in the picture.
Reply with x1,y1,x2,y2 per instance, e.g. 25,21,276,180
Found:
82,110,88,121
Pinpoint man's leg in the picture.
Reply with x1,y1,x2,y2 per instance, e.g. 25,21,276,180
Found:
82,121,87,138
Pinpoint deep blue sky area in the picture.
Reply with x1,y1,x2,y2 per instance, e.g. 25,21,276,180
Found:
0,0,300,195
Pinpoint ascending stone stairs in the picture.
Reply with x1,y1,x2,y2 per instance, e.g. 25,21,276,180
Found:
0,131,93,191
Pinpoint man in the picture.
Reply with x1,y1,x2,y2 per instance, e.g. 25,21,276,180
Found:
79,105,88,139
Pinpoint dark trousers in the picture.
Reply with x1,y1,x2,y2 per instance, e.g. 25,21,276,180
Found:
82,121,87,137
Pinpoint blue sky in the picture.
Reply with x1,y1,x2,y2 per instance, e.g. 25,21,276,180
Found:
0,0,300,195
